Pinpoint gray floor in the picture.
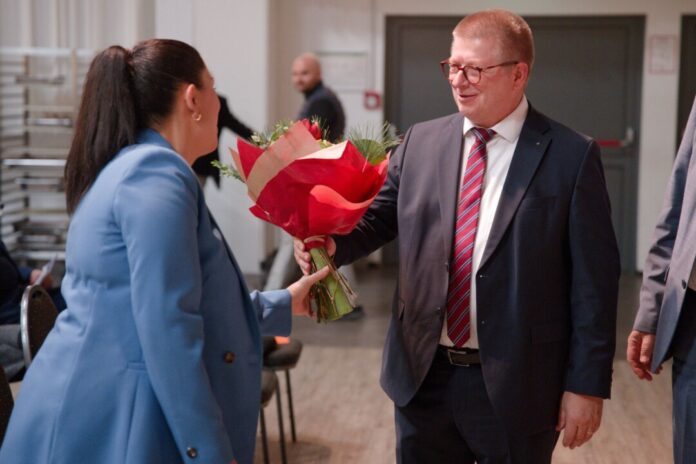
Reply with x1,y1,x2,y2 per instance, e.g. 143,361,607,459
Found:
254,264,671,463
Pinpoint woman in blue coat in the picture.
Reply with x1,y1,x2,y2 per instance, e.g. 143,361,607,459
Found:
0,39,327,464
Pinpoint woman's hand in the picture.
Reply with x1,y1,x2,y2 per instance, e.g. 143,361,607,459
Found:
293,237,336,275
287,266,331,316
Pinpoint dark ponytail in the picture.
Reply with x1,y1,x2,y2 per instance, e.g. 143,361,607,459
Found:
64,46,135,214
64,39,206,214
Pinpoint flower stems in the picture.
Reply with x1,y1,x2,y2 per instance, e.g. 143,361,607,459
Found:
309,246,357,322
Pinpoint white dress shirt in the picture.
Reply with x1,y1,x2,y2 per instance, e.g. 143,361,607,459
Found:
440,96,529,349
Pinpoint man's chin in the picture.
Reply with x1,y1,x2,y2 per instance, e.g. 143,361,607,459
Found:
456,105,475,118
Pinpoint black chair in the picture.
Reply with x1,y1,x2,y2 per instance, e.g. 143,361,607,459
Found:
263,337,303,443
0,367,14,446
259,369,287,464
20,285,58,367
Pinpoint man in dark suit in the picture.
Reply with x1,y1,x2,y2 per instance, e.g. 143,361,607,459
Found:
628,96,696,464
295,9,619,463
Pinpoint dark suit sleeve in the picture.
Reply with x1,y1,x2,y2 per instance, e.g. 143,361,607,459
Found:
565,140,620,398
333,127,412,266
634,98,696,333
218,97,254,140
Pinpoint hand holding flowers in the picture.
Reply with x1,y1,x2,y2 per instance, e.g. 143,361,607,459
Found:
215,118,398,321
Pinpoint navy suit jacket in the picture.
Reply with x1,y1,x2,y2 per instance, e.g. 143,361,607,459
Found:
334,106,620,435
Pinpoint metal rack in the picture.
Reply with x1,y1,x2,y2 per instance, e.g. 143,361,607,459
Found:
0,47,92,266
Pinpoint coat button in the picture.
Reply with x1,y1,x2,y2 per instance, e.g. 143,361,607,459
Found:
682,280,687,290
224,352,236,364
186,447,198,459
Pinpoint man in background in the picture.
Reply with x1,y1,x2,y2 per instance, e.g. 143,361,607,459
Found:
292,53,345,143
291,52,366,319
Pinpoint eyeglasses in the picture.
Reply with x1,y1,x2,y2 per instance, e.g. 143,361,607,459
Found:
439,60,519,84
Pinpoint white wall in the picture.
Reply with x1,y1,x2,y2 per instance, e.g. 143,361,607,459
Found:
0,0,155,49
155,0,271,275
1,0,269,275
270,0,696,271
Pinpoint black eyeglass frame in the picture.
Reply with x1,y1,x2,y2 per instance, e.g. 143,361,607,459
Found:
439,60,520,84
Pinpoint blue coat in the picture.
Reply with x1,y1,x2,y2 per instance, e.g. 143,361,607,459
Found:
0,129,291,464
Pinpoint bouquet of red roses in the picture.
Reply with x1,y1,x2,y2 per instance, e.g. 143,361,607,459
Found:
215,119,397,321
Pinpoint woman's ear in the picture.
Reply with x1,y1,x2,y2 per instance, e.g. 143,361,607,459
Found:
183,83,198,113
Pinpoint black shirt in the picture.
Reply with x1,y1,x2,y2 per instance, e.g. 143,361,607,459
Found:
297,81,346,143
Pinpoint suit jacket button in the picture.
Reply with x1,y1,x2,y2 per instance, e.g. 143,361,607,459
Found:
186,447,198,459
682,280,687,290
224,352,236,364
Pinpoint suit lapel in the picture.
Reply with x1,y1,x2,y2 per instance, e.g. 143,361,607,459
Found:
438,114,466,263
204,207,254,296
478,107,551,270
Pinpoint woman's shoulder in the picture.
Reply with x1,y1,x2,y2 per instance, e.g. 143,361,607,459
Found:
109,141,197,191
116,140,190,173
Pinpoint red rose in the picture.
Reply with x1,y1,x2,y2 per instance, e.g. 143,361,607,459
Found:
301,119,323,140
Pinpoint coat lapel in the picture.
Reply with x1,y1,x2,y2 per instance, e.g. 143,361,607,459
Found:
207,209,247,289
478,107,551,270
438,114,466,263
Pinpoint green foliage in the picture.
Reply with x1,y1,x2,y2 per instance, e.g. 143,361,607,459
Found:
345,122,401,165
212,120,401,182
250,120,294,149
211,160,245,182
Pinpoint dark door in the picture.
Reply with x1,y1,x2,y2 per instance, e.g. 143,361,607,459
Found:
679,15,696,142
385,15,644,271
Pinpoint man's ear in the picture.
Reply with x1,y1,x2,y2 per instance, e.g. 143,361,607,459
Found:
183,83,198,113
513,62,529,88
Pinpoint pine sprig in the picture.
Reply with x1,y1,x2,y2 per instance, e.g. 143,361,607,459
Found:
345,122,400,165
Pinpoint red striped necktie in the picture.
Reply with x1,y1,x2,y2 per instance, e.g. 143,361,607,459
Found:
446,127,495,347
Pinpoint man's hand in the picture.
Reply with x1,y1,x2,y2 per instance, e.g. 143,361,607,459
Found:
627,330,660,380
556,392,603,449
287,266,331,317
293,237,336,275
29,269,53,290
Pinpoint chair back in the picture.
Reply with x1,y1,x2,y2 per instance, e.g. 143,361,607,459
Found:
20,285,58,367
